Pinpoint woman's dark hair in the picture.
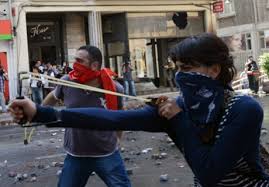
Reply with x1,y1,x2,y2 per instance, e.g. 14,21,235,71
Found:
169,33,237,85
78,45,102,69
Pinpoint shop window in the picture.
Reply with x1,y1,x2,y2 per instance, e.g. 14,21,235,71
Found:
259,30,269,49
259,31,266,49
109,58,116,73
218,0,236,18
129,39,155,79
116,56,123,77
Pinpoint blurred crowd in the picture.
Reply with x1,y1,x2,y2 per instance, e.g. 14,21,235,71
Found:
29,60,72,104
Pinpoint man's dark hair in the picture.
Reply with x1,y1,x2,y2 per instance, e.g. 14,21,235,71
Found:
32,66,42,74
78,45,102,69
169,33,237,85
32,66,39,71
123,53,130,62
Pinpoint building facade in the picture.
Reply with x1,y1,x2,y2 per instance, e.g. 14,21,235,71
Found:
216,0,269,73
3,0,216,99
0,0,14,103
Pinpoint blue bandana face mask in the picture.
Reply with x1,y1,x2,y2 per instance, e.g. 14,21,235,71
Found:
176,72,225,126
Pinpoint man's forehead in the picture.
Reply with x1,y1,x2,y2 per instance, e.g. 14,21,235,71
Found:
75,50,89,58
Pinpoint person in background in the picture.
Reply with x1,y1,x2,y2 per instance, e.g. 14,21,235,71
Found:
245,56,260,94
43,62,56,98
29,67,45,105
163,57,176,91
239,71,249,89
36,60,45,74
45,62,55,77
62,61,72,74
122,55,136,97
0,63,8,113
52,64,61,78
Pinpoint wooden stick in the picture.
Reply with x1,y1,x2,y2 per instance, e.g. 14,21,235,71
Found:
23,73,151,102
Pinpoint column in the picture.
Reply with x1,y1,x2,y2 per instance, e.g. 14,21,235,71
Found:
15,9,30,96
88,11,104,58
204,7,216,33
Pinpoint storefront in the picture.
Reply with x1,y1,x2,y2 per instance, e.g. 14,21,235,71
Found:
26,13,90,67
102,11,207,86
0,19,13,102
11,0,216,97
27,17,63,65
128,12,205,86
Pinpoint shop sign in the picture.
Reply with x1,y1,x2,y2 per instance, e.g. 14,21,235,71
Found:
30,24,49,38
27,23,55,43
0,20,12,40
213,1,224,13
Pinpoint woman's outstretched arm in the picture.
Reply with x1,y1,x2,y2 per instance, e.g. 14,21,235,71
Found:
33,105,168,132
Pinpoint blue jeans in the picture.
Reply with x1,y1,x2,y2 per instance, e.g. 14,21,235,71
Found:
124,80,136,96
58,150,131,187
31,87,43,105
0,92,6,112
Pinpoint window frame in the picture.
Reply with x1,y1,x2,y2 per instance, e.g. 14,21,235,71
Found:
217,0,236,19
259,30,269,49
245,33,252,50
259,31,266,49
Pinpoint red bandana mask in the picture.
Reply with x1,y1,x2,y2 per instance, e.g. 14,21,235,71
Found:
69,62,119,110
69,62,99,84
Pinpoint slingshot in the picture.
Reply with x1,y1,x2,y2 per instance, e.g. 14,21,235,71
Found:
17,72,161,129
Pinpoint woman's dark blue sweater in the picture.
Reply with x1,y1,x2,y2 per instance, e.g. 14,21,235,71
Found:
34,95,269,187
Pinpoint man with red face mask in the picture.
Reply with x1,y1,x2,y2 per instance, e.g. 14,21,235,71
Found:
42,45,131,187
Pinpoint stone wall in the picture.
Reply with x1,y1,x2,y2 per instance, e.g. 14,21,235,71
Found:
65,13,86,62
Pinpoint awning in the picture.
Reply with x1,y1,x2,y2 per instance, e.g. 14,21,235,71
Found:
0,20,12,40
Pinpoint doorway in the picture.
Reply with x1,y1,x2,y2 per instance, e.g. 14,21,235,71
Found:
0,52,9,102
27,15,64,65
41,46,56,63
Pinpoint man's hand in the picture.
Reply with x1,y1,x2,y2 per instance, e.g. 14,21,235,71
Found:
157,97,182,120
8,97,37,123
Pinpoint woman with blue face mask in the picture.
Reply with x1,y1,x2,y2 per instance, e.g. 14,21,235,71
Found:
10,33,269,187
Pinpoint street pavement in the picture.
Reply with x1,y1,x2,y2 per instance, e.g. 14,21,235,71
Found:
0,128,194,187
0,90,268,187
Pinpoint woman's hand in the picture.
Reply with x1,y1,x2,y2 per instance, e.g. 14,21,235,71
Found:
157,96,182,120
8,97,37,123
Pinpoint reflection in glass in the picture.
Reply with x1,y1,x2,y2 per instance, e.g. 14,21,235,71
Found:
116,56,123,77
109,57,116,73
222,34,246,52
265,31,269,48
129,39,155,79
